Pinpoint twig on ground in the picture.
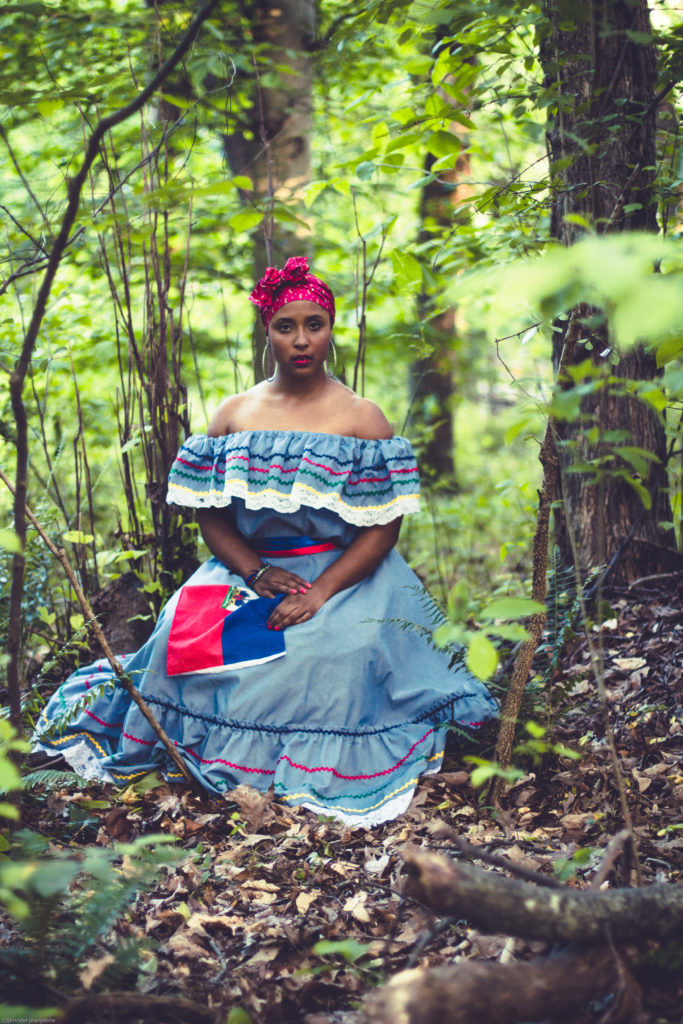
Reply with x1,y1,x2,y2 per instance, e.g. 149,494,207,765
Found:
590,829,633,890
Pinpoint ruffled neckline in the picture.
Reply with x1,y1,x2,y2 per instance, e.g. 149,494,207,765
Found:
167,430,420,527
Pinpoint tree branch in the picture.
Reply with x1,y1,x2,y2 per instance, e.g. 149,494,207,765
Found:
365,947,636,1024
401,845,683,944
489,308,585,802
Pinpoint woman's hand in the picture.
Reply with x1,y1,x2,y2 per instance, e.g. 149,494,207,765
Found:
250,565,312,599
261,519,402,630
266,584,327,630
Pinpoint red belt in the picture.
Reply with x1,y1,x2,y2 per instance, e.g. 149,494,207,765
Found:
253,536,339,558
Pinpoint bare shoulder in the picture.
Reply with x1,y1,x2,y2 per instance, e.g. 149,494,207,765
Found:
205,390,257,437
346,393,393,440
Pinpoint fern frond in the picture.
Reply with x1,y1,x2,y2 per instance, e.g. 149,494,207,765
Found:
34,680,116,740
22,769,84,792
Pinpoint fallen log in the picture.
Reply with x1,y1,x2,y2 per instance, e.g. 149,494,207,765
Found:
402,846,683,943
364,947,640,1024
61,991,217,1024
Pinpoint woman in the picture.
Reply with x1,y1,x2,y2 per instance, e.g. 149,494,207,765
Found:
35,257,496,826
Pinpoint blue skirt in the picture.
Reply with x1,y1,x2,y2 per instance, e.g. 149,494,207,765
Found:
34,508,497,826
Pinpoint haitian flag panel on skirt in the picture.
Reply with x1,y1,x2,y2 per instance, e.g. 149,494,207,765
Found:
167,585,285,675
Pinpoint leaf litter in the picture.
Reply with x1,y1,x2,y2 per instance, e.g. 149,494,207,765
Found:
6,576,683,1023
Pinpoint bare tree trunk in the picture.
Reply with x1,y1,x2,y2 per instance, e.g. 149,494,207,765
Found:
410,51,475,482
224,0,315,382
540,0,676,581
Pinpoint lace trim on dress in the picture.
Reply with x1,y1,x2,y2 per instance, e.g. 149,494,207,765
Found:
33,740,115,784
299,787,416,828
166,430,420,527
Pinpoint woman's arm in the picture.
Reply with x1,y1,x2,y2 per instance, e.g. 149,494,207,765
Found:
266,518,401,630
197,508,312,598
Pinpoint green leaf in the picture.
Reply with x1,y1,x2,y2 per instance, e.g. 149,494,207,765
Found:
548,388,583,421
228,210,263,233
313,938,372,963
425,129,460,159
466,631,498,680
480,597,546,620
63,530,94,544
433,622,469,648
390,250,422,289
635,384,667,411
226,1010,255,1024
616,445,658,477
0,528,23,554
466,757,523,789
302,181,329,206
486,623,531,642
355,160,376,180
385,132,421,154
158,92,193,111
621,473,652,510
30,859,81,897
230,176,253,191
0,802,19,820
655,335,683,368
0,758,22,794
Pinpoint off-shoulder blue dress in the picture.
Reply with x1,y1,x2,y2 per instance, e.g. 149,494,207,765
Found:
34,431,497,826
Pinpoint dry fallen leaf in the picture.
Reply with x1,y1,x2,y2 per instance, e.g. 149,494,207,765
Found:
79,953,114,990
364,854,390,876
167,930,210,959
295,889,321,914
241,878,279,893
613,656,647,671
231,783,274,831
343,892,371,924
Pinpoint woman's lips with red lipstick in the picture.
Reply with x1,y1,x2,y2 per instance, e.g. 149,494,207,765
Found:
292,355,313,365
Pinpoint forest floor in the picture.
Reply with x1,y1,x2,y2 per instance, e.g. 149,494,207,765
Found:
5,574,683,1024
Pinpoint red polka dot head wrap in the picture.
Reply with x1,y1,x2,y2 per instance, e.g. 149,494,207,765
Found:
249,256,335,329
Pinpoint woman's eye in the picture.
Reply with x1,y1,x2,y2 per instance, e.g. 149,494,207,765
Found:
309,321,322,330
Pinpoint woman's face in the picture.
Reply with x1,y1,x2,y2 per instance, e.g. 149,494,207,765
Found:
268,301,332,379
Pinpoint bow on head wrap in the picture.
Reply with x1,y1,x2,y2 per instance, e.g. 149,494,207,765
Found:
249,256,335,329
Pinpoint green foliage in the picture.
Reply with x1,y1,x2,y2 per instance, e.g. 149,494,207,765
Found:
552,845,601,882
0,720,31,822
312,937,384,984
0,724,180,1007
513,720,581,764
0,828,182,996
20,767,84,792
433,579,544,680
226,1010,256,1024
465,756,524,789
